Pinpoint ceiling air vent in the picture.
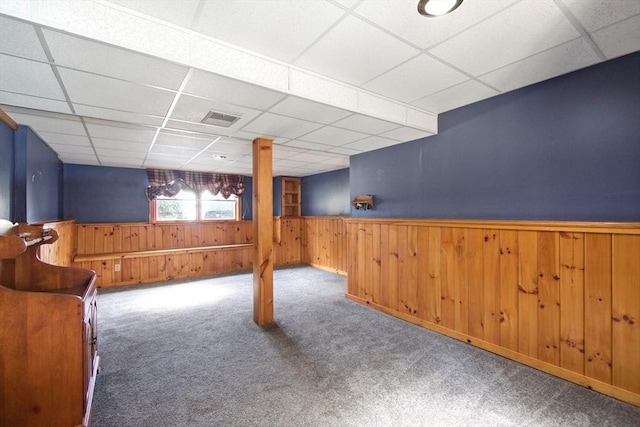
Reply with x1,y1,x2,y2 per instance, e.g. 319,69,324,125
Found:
201,110,241,127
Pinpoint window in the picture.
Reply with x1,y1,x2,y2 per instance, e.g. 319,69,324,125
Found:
152,189,240,223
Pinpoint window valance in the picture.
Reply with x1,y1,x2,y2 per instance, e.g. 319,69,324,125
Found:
144,169,245,201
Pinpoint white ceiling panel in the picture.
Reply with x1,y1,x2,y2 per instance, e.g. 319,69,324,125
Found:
59,155,100,165
150,145,202,157
286,152,333,163
562,0,640,32
411,80,499,114
84,122,156,143
430,0,580,76
4,111,85,134
44,29,189,90
154,131,215,150
342,135,398,151
0,16,47,61
38,131,92,147
331,114,399,135
47,143,95,155
74,105,165,127
95,147,147,158
0,54,65,100
0,93,72,114
591,16,640,59
327,146,362,156
165,119,234,137
93,139,150,153
104,0,201,29
354,0,518,49
230,131,289,146
363,54,468,103
284,140,336,152
272,144,307,160
99,157,145,167
295,15,420,86
242,113,324,140
479,39,601,93
269,96,353,125
299,126,369,146
195,0,344,63
207,139,253,155
184,69,286,111
59,68,176,116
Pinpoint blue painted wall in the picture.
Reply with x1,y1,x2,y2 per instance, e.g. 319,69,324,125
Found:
63,163,253,223
301,168,349,216
14,126,62,223
0,120,13,220
350,51,640,221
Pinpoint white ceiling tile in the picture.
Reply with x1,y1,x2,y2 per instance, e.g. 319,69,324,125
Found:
295,15,419,86
95,147,146,158
47,143,95,155
411,80,498,114
341,135,399,151
562,0,640,32
229,130,289,145
273,158,310,168
286,152,333,163
170,94,262,131
430,0,580,76
272,144,306,159
289,69,359,111
99,157,144,167
0,54,66,100
379,126,434,142
59,68,176,116
332,114,399,134
327,146,362,156
241,113,324,139
4,111,85,135
85,122,156,143
0,92,72,114
354,0,518,49
358,92,407,123
479,39,601,93
74,105,165,127
591,16,640,59
208,139,253,155
150,145,201,157
93,140,149,153
59,155,100,165
195,0,344,63
43,29,189,90
146,152,193,161
184,70,286,111
299,126,368,146
333,0,359,9
321,156,350,167
0,16,47,61
155,131,215,150
269,96,352,124
38,131,92,147
363,54,468,103
284,140,335,152
104,0,200,29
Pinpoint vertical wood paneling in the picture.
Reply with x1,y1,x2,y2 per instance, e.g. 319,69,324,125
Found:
427,227,441,325
537,232,560,366
388,226,399,312
440,228,455,329
416,226,430,321
584,234,612,383
518,231,539,358
371,224,381,304
453,228,468,334
611,235,640,394
467,229,484,339
407,226,419,316
559,232,585,374
363,224,374,302
499,230,519,351
483,230,501,344
379,224,390,308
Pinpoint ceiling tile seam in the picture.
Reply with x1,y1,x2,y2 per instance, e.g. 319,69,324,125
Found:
142,68,194,165
590,12,640,34
290,0,362,64
34,26,103,165
178,135,222,170
189,0,207,29
554,0,606,61
0,89,69,105
358,52,425,88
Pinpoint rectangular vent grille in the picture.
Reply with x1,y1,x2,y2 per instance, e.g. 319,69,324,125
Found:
201,110,241,127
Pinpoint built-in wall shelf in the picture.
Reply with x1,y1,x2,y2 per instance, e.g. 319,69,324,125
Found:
281,177,301,217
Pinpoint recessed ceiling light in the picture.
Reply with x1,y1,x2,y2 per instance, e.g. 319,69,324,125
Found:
212,155,227,160
417,0,463,17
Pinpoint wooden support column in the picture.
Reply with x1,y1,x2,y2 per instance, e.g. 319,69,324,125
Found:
252,138,274,325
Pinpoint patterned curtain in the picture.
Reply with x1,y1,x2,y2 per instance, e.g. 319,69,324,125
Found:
145,169,245,201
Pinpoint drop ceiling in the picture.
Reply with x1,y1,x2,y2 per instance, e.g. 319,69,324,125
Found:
1,0,638,177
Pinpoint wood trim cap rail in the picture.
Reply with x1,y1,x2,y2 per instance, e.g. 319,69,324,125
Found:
74,243,253,262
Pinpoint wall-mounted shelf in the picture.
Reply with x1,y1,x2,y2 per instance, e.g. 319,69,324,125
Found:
281,177,301,217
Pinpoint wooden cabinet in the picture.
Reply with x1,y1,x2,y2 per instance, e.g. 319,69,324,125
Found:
0,223,98,427
281,177,301,217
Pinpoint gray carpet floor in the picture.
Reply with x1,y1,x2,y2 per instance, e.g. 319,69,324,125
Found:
92,265,640,427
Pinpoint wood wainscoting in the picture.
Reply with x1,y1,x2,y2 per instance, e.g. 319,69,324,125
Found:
302,216,348,274
344,218,640,406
